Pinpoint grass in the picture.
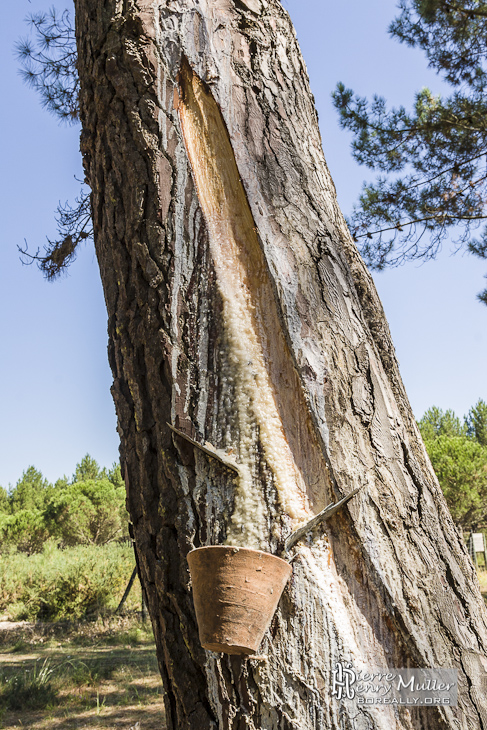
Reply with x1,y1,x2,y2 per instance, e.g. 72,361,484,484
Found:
477,568,487,599
1,540,482,730
0,615,165,729
0,657,57,711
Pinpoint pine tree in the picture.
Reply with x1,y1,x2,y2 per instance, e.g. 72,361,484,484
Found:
72,454,103,483
418,405,467,440
9,466,51,513
466,398,487,445
333,0,487,304
419,402,487,529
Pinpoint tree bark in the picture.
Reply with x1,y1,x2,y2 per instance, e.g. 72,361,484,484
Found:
74,1,487,728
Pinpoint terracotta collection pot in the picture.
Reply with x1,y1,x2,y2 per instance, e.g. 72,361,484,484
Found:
187,545,292,655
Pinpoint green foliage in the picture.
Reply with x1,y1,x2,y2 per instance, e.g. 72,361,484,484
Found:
0,486,8,513
0,513,8,543
54,475,69,490
72,453,103,483
419,400,487,528
107,462,124,489
0,457,127,555
466,398,487,446
418,406,466,440
424,435,487,529
8,466,52,513
333,0,487,304
45,478,127,547
0,509,50,555
0,543,136,621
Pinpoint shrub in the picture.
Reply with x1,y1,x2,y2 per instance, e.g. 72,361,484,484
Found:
0,509,50,555
0,542,137,621
425,435,487,529
44,479,128,546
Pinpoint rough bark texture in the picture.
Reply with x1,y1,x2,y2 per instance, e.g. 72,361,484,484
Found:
74,1,487,728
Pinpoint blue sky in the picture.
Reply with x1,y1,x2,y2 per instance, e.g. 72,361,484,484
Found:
1,1,485,487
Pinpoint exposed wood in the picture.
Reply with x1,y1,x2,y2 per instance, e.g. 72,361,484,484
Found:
74,0,487,728
177,59,328,546
283,487,363,555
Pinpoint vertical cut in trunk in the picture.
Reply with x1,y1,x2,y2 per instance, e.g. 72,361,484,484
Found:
177,59,329,546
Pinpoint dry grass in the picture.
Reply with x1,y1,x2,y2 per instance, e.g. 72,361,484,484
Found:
0,615,165,730
477,569,487,600
4,567,483,729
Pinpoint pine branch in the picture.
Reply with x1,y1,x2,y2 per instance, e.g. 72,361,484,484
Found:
18,188,93,280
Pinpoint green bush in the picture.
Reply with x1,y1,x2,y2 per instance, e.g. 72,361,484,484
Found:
425,435,487,529
0,542,137,621
44,479,128,547
0,509,50,555
8,466,53,514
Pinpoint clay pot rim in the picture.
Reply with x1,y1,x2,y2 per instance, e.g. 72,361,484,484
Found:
188,545,291,568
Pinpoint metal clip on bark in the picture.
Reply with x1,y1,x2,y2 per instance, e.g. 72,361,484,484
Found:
167,423,243,476
282,486,363,555
170,423,362,654
169,421,362,556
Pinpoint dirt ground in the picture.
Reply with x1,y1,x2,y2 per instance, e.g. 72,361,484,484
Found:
0,616,166,730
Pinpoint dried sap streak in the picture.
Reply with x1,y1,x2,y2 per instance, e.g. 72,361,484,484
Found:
177,62,327,547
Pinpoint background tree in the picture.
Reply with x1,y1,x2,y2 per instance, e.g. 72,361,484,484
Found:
0,456,128,553
417,404,467,439
424,434,487,529
466,398,487,445
0,486,9,513
54,475,70,490
333,0,487,304
419,401,487,529
106,462,124,489
8,466,52,514
72,453,104,483
44,478,127,546
0,466,52,555
0,509,50,555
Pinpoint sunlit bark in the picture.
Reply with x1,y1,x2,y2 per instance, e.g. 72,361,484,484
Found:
75,1,487,727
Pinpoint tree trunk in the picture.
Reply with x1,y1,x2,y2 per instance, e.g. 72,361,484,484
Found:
74,1,487,727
